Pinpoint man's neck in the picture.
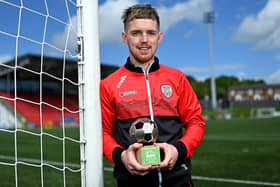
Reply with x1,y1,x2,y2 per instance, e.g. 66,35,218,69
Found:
130,58,154,72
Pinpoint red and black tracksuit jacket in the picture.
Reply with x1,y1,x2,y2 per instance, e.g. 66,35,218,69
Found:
100,57,205,184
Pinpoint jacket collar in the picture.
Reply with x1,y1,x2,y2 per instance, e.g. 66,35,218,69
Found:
124,56,160,73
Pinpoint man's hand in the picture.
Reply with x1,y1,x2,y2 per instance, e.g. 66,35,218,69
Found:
121,143,158,176
155,143,178,170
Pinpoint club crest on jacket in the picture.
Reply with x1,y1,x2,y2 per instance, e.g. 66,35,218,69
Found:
161,84,173,98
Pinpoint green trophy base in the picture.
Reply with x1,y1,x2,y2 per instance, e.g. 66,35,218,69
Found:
136,145,161,165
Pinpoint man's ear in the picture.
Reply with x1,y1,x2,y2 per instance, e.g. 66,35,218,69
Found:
122,32,128,44
158,32,163,44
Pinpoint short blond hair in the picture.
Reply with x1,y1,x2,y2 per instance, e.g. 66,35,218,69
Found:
122,4,160,31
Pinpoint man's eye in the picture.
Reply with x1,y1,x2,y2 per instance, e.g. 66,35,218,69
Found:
132,32,139,36
148,31,156,35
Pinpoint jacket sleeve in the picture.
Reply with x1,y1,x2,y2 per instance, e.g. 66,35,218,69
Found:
100,80,123,163
177,73,205,159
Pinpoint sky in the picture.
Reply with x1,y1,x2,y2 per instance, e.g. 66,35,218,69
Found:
0,0,280,84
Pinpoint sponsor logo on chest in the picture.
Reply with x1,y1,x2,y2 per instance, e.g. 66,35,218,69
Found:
119,90,137,97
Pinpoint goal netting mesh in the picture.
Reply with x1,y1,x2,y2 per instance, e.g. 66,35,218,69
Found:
0,0,84,186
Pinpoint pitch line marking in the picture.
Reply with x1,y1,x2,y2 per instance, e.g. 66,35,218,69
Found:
104,166,280,186
192,176,280,186
1,156,280,186
0,155,80,168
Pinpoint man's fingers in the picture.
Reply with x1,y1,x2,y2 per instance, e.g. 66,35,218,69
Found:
155,143,178,170
128,142,143,151
122,143,155,175
127,160,152,176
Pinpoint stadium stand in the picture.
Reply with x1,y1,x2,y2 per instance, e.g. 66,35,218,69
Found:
0,54,119,128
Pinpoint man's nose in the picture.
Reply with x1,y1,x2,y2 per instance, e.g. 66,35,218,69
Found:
140,33,148,42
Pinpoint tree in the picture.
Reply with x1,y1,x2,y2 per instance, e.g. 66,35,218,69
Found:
187,75,265,100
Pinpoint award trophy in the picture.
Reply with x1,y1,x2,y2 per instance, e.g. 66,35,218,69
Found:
129,118,161,165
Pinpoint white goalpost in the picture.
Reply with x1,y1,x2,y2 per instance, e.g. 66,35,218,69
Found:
0,0,103,186
77,0,103,186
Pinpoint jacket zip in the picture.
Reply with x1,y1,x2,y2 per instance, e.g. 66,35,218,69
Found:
143,63,154,122
142,62,162,187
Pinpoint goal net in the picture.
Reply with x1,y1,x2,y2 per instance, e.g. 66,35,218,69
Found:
0,0,102,186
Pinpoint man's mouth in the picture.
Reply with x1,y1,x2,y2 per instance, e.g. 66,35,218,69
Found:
139,47,149,50
138,47,150,53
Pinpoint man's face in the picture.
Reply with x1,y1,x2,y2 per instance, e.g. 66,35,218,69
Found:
122,19,163,65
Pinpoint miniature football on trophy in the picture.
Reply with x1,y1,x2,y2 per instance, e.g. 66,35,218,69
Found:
129,118,161,165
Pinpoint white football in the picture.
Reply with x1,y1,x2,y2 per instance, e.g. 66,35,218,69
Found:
129,118,158,144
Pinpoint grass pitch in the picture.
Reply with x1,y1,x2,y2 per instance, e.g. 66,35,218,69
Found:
0,127,81,187
104,117,280,187
0,117,280,187
191,117,280,186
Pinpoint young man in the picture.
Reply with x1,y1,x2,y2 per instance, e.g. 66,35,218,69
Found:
101,4,205,187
